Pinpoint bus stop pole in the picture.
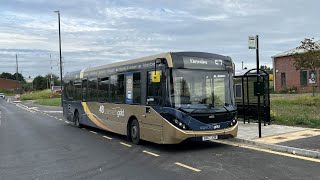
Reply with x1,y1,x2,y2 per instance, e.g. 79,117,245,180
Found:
256,35,261,138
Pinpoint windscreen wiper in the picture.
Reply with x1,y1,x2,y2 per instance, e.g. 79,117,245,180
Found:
223,105,233,117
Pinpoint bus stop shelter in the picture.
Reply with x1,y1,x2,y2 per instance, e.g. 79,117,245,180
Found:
234,68,271,125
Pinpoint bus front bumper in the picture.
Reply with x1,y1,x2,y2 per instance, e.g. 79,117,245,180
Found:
162,121,238,144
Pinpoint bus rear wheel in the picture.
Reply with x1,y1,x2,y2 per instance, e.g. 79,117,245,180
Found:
74,111,82,128
130,119,140,145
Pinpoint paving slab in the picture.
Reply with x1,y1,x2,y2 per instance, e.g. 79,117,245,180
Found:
237,122,308,140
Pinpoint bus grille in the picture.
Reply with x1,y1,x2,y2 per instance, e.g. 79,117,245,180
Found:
190,113,233,124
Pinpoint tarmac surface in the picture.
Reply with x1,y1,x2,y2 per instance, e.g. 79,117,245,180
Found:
280,135,320,152
0,99,320,180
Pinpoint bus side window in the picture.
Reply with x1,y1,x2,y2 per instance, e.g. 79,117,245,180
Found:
147,71,162,105
111,74,125,103
88,77,98,101
98,77,109,102
82,79,87,102
74,80,82,100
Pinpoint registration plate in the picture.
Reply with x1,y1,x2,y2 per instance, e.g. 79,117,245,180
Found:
202,135,218,141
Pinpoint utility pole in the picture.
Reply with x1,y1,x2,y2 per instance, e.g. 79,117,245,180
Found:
54,10,63,106
50,54,53,90
15,54,19,94
242,61,244,70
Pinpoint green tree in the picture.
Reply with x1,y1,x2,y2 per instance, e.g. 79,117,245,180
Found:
33,75,47,90
21,82,33,92
0,72,14,79
293,38,320,71
13,72,26,82
45,73,60,87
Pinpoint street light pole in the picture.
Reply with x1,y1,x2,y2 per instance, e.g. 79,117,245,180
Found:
54,10,63,107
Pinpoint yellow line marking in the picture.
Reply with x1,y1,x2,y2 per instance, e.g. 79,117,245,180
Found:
214,140,320,163
103,135,113,140
174,162,201,172
81,128,86,130
89,131,97,134
120,142,132,147
143,150,160,157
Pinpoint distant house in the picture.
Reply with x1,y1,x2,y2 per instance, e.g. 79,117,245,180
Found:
272,41,320,92
0,78,20,90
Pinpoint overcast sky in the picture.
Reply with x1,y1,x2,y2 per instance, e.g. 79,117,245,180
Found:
0,0,319,78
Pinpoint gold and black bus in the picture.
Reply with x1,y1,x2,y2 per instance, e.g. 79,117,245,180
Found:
63,52,238,144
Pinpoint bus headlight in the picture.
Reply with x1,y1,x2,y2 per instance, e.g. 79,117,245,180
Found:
160,113,191,130
172,118,190,130
230,119,237,127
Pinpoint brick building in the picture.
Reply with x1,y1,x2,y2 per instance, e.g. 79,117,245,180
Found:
272,41,320,92
0,78,20,90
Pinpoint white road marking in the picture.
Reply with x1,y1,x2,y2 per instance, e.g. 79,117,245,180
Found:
29,107,40,111
143,150,160,157
90,131,98,134
65,121,69,124
174,162,201,172
15,104,35,113
43,111,63,113
81,128,86,130
102,135,113,140
120,142,132,147
59,119,63,121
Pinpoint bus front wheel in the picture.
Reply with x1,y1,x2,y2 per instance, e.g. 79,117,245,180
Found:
130,119,140,145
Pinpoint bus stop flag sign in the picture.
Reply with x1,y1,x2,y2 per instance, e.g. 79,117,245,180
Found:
248,36,256,49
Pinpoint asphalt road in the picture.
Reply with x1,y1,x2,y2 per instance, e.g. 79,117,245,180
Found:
280,135,320,152
0,99,319,180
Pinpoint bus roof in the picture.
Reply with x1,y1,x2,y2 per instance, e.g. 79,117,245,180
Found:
64,52,232,79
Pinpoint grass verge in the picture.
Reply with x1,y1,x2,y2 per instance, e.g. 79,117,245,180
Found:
20,90,61,100
271,94,320,128
34,98,61,106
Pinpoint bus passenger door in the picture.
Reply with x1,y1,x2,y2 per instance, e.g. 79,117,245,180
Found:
144,70,163,127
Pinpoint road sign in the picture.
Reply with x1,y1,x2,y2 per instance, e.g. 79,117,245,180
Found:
249,36,256,49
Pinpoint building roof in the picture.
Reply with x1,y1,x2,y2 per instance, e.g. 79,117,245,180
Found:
235,68,268,77
272,40,320,58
